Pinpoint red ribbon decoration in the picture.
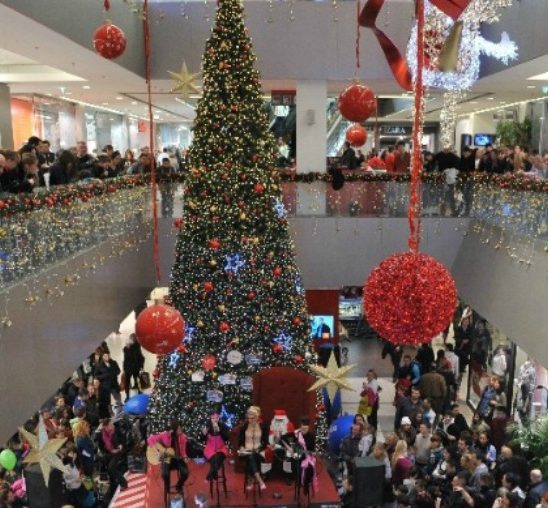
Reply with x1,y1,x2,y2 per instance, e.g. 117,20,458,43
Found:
103,0,110,11
408,0,425,253
358,0,412,91
143,0,161,283
359,0,472,91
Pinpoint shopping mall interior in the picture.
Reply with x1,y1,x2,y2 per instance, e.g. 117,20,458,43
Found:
0,0,547,507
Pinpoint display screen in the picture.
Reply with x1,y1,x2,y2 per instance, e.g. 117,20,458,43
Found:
474,133,495,146
309,315,335,339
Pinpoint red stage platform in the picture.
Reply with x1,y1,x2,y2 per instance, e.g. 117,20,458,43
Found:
143,458,341,508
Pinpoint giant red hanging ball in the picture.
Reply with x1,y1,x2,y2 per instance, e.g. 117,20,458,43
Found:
363,252,457,346
135,304,185,355
338,83,376,123
346,124,368,147
93,20,127,60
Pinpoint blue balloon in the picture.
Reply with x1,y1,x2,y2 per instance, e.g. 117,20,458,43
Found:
124,393,150,415
327,414,355,454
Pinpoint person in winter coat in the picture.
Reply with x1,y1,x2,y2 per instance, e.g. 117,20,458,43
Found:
122,334,145,401
74,420,95,477
94,352,121,406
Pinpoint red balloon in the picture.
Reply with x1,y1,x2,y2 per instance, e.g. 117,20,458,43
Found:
93,20,127,59
346,124,368,147
338,83,376,122
135,304,184,355
363,252,457,346
202,354,217,371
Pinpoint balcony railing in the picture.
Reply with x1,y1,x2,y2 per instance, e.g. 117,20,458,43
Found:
0,171,545,286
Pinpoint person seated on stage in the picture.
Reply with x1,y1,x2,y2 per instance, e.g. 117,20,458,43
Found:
294,417,317,495
202,412,229,481
238,406,269,491
147,419,189,494
269,409,295,449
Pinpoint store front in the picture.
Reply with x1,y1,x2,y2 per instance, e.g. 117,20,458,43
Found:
464,306,548,422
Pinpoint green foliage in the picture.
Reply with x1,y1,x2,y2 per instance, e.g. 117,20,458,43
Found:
495,118,532,147
513,415,548,478
148,0,326,447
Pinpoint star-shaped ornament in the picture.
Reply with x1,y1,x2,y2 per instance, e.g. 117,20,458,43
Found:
273,331,292,352
308,351,356,402
169,352,180,368
224,253,245,275
182,323,196,345
168,61,201,100
20,417,69,486
274,198,287,219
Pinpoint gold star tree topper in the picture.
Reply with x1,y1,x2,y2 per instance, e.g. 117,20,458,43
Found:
308,351,356,401
168,61,201,100
20,418,69,486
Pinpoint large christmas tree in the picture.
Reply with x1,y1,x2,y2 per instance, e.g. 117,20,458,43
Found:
148,0,323,445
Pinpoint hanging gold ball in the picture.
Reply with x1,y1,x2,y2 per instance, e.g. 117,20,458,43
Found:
197,320,205,328
218,304,226,312
240,213,247,220
209,259,218,267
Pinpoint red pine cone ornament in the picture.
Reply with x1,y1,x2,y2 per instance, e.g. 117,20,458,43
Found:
93,20,127,59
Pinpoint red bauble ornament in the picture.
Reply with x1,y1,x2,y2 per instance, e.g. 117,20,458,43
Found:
294,355,303,364
292,317,302,326
209,238,221,250
93,20,127,59
135,304,184,355
202,354,217,371
254,183,265,194
219,321,230,333
317,404,326,412
346,124,368,147
174,218,183,228
247,291,256,301
273,267,282,277
273,344,283,353
363,252,457,346
338,83,376,122
176,344,187,353
203,281,214,293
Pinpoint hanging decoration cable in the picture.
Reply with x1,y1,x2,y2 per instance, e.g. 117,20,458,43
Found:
408,0,425,253
143,0,161,284
355,0,361,71
103,0,110,11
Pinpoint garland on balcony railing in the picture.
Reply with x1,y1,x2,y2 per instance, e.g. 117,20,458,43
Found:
0,170,546,219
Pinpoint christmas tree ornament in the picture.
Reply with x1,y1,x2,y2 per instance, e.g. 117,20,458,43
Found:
204,281,214,293
226,350,243,365
174,218,184,228
219,321,230,333
209,238,221,250
168,61,201,100
308,351,356,402
346,124,368,147
202,354,217,370
364,252,457,345
135,304,184,355
20,418,69,486
93,20,127,59
338,82,376,122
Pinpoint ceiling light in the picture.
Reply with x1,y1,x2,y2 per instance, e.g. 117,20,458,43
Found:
131,101,138,105
470,101,478,104
487,97,495,100
82,85,91,90
116,96,123,101
102,102,109,105
527,85,536,89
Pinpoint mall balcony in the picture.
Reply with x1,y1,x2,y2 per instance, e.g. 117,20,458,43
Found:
0,173,546,441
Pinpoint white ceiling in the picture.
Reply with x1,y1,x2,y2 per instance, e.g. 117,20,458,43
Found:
0,1,547,125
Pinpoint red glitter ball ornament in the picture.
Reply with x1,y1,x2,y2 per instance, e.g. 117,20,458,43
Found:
363,252,457,345
338,83,376,122
174,218,183,228
272,344,283,353
93,20,127,59
135,304,184,355
219,321,230,333
202,354,217,371
208,238,221,250
345,124,368,147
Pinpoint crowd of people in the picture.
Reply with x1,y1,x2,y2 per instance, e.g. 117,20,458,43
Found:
338,327,547,508
0,137,186,194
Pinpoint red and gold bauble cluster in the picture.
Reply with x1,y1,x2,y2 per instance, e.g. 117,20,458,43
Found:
363,252,457,346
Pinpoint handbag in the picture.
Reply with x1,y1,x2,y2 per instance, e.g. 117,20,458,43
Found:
139,371,151,390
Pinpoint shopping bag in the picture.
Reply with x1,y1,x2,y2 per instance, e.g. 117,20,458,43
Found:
139,371,151,390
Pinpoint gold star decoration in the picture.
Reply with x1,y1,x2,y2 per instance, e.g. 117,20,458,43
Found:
308,351,356,401
168,61,201,100
20,418,68,486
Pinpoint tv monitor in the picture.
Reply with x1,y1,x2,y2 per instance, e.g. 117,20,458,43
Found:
474,133,495,146
309,315,335,339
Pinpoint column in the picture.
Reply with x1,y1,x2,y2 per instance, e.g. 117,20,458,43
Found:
0,83,14,149
296,80,327,216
